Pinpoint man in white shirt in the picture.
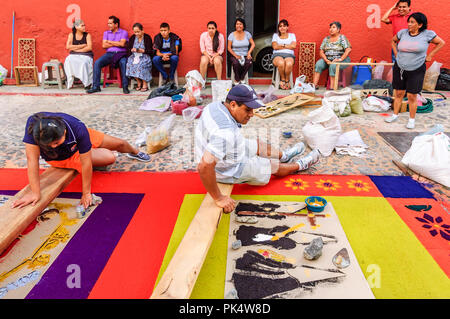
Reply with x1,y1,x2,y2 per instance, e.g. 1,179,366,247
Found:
195,84,320,213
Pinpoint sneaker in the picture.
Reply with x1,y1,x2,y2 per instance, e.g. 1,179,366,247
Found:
406,119,415,129
297,149,321,171
281,142,306,163
384,114,398,123
127,152,151,162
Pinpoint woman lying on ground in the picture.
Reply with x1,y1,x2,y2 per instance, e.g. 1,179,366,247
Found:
12,112,150,209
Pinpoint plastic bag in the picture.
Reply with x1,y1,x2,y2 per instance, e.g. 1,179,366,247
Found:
350,90,364,114
373,62,385,80
139,96,172,112
146,114,175,154
302,105,342,157
257,85,278,104
401,131,450,187
211,80,232,103
184,70,205,103
423,61,443,91
322,87,352,117
182,106,204,122
0,65,7,84
290,75,315,94
362,96,390,112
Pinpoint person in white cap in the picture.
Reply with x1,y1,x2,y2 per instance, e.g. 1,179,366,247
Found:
195,84,320,213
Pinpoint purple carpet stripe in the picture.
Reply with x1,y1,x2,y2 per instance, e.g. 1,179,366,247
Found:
14,192,145,299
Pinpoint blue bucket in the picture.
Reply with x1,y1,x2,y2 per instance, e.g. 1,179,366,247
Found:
352,65,372,86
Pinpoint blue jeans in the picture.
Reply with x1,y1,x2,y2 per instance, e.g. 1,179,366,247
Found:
315,56,350,76
92,52,128,89
152,55,179,80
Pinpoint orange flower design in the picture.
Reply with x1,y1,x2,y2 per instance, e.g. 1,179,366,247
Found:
315,179,341,191
284,178,310,191
347,179,372,192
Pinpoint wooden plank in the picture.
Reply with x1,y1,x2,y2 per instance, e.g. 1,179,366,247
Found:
254,93,315,119
151,183,234,299
0,167,77,254
330,62,394,66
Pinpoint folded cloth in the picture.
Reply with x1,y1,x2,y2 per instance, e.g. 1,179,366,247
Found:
335,130,368,157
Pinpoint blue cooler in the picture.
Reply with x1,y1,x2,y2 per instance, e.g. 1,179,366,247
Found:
351,65,372,85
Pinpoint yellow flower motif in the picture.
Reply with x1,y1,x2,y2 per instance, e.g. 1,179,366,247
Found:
284,178,310,191
347,179,372,192
315,179,341,191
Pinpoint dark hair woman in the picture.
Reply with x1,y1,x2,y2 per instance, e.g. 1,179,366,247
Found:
64,19,94,90
271,19,297,90
12,112,150,210
126,22,153,92
200,21,225,80
312,21,352,89
227,18,255,84
386,12,445,129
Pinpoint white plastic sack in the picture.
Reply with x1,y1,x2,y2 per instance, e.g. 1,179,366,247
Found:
0,65,7,82
184,70,205,102
401,132,450,187
211,80,232,103
322,87,352,117
139,96,172,112
182,106,202,122
302,105,342,157
362,96,390,112
290,75,315,94
257,85,278,104
373,61,386,80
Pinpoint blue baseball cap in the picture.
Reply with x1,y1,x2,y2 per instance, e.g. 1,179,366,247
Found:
226,84,264,109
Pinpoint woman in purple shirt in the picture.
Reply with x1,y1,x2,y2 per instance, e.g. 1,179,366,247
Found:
12,112,150,210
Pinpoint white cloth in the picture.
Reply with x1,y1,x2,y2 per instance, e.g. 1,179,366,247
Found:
335,130,368,157
272,33,296,55
64,54,93,89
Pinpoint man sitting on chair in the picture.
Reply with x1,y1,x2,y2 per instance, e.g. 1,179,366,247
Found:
87,15,130,94
195,84,320,213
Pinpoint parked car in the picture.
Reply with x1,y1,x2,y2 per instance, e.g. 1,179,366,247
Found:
252,33,274,73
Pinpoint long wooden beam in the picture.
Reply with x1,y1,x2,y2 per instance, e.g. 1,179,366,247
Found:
0,167,78,254
151,183,234,299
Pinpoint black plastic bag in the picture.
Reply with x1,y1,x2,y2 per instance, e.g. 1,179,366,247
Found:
435,68,450,91
362,79,393,96
147,82,186,99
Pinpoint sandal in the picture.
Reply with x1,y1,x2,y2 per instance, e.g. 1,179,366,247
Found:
280,80,287,90
135,86,142,91
140,87,149,92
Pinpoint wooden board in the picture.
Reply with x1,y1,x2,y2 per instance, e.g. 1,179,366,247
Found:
151,183,233,299
254,93,315,118
0,167,78,254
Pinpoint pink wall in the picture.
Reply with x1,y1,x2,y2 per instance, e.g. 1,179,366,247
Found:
0,0,448,80
0,0,227,78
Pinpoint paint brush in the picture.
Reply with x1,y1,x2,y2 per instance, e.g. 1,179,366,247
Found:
271,222,305,241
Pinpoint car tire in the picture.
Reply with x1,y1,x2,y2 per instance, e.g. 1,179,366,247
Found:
255,47,274,73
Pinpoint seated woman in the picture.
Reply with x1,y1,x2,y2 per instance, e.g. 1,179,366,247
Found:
126,22,153,92
64,19,94,90
227,18,255,84
199,21,225,80
12,112,150,210
313,21,352,88
272,19,297,90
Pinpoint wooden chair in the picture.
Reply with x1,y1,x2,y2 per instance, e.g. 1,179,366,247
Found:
14,38,39,86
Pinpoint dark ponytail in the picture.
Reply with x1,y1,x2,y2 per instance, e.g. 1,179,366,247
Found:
207,21,220,53
27,113,66,159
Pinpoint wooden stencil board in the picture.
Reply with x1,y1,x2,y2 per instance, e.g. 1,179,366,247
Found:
254,93,315,118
